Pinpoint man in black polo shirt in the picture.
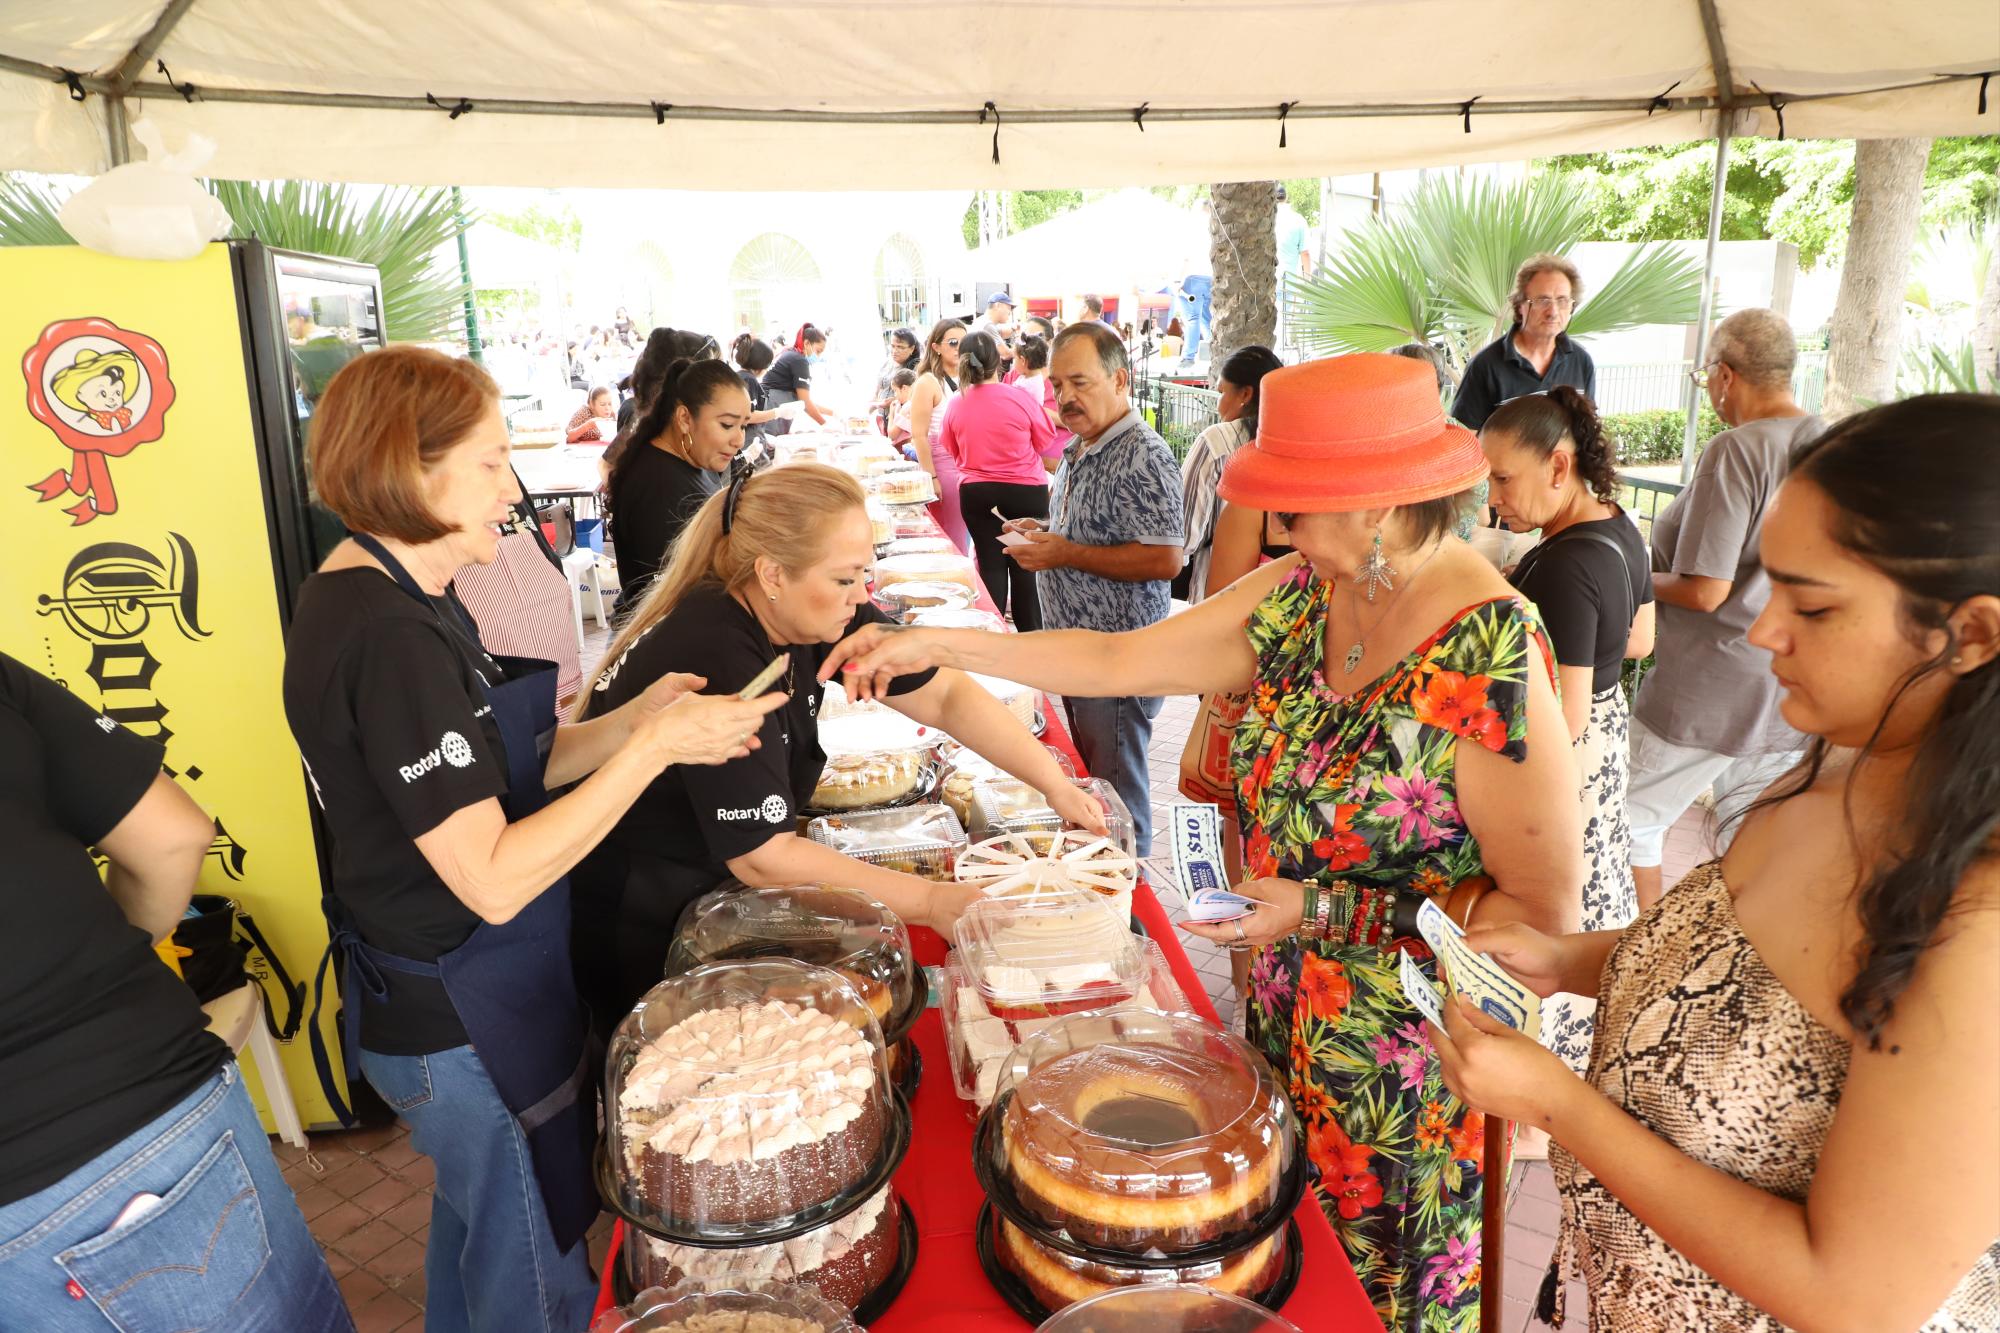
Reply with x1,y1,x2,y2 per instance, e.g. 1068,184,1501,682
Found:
1451,252,1597,429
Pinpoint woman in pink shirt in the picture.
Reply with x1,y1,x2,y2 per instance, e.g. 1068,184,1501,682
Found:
938,330,1062,627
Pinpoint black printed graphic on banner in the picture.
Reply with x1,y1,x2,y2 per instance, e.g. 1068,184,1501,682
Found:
35,532,209,642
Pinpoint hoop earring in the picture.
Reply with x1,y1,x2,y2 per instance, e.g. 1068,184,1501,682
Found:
1355,529,1396,602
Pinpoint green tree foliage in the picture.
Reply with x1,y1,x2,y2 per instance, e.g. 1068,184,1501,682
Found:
484,198,583,252
1541,137,2000,269
0,173,474,345
1286,173,1703,371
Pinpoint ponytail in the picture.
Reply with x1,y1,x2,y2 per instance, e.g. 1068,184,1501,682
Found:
958,331,1002,387
794,323,824,352
1218,345,1283,444
581,464,868,712
1480,386,1619,505
608,358,750,501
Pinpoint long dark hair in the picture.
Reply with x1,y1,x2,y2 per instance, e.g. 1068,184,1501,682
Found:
628,327,715,417
1744,394,2000,1048
1217,345,1284,443
608,358,751,499
1481,385,1619,504
917,317,963,385
957,331,1003,387
732,333,774,373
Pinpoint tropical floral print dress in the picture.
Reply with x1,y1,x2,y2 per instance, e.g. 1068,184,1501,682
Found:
1230,563,1550,1333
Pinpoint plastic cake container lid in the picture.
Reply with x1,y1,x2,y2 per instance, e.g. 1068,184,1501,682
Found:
665,885,918,1042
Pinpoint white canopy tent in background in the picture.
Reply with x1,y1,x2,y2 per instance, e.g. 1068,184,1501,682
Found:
0,1,1990,190
969,191,1208,295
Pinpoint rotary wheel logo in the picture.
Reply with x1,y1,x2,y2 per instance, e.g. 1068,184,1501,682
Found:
760,795,788,823
440,731,475,768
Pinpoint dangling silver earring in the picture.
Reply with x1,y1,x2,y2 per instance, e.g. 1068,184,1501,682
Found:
1355,529,1396,602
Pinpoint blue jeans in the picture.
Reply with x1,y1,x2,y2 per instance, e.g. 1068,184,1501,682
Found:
1064,693,1163,857
1178,276,1213,364
357,1045,595,1333
0,1064,349,1333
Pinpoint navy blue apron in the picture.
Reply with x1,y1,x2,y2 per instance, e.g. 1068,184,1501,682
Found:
307,535,597,1252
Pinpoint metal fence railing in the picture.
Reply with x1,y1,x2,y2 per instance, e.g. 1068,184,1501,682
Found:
1138,378,1223,464
1593,351,1828,416
1613,469,1683,704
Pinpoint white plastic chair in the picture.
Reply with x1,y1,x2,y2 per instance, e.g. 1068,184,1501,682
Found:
202,982,307,1148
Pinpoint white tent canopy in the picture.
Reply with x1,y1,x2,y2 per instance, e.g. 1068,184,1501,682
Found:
969,191,1209,295
0,1,1992,189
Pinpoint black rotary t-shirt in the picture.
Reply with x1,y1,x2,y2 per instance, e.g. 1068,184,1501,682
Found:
573,580,935,936
282,568,510,1054
0,651,227,1206
1509,512,1653,694
612,444,722,606
761,349,813,401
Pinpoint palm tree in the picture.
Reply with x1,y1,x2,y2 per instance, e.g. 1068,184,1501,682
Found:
1207,180,1280,373
0,174,472,344
1283,173,1704,378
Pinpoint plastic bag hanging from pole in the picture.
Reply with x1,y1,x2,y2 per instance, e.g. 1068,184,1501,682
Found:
58,119,234,261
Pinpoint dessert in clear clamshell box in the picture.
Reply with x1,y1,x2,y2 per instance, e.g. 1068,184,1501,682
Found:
986,1010,1296,1257
966,776,1134,857
957,828,1139,915
808,750,928,811
870,551,978,591
806,803,967,882
590,1278,862,1333
606,960,900,1241
944,925,1193,1109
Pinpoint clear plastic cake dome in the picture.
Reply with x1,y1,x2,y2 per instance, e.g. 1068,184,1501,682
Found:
666,885,921,1044
592,1278,860,1333
982,1010,1296,1258
993,1207,1295,1316
605,959,907,1244
623,1181,905,1315
1032,1284,1302,1333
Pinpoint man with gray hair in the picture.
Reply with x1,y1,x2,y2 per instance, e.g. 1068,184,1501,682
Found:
1450,251,1597,429
1627,307,1817,908
1005,322,1184,856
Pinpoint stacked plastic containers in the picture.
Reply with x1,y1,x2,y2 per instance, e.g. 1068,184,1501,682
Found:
668,886,927,1104
971,1009,1305,1320
601,957,916,1320
942,890,1191,1109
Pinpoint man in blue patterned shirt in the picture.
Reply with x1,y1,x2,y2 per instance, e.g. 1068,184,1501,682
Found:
1005,323,1184,855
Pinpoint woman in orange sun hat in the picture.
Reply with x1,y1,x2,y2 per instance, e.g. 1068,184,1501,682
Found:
821,353,1583,1329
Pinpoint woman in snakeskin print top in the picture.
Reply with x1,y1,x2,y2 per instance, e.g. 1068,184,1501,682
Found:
1432,396,2000,1331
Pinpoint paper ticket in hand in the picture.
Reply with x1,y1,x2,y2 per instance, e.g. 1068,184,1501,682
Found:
1399,950,1447,1027
1168,802,1258,922
998,529,1032,548
1415,897,1541,1039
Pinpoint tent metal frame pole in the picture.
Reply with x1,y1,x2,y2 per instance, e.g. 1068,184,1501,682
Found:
105,94,130,166
1680,127,1731,482
64,69,1990,124
111,0,202,89
1680,0,1737,483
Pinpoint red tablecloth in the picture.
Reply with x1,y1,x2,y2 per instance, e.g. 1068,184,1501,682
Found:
595,506,1380,1331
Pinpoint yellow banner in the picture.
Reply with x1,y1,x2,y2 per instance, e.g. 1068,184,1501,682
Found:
0,243,346,1128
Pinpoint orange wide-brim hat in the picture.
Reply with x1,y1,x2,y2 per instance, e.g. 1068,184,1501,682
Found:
1218,353,1488,512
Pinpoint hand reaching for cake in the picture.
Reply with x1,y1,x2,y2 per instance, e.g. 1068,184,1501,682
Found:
1045,781,1111,839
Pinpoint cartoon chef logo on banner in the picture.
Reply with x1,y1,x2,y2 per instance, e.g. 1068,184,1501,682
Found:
22,317,177,525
